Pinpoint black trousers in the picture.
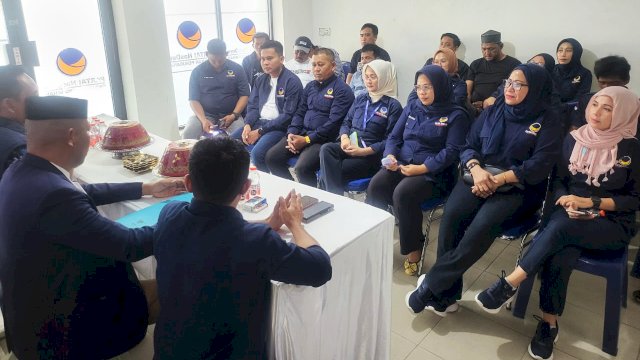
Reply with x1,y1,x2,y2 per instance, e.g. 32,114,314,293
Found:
366,168,440,255
265,137,323,187
418,180,541,301
318,143,381,195
519,207,629,315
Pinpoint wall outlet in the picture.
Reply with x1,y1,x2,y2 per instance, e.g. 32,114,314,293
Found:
318,28,331,37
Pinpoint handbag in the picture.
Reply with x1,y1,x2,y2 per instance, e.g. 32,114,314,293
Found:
462,164,525,192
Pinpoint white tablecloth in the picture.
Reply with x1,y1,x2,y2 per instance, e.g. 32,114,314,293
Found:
74,137,395,360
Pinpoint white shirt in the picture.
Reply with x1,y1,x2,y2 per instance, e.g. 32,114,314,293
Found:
285,59,313,88
50,161,86,194
260,77,280,121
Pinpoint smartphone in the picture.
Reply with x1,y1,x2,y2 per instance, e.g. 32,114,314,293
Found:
302,201,334,223
381,157,396,167
301,195,319,209
566,209,599,217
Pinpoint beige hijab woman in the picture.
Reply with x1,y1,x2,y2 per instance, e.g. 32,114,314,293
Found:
362,59,398,103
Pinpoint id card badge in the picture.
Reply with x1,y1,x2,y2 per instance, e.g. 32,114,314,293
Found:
349,131,361,148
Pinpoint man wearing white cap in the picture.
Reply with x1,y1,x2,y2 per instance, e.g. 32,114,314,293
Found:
285,36,315,88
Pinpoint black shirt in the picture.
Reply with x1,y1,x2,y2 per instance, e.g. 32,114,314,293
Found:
467,55,521,102
349,47,391,74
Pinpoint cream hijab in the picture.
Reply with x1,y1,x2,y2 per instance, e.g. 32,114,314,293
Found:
361,59,398,103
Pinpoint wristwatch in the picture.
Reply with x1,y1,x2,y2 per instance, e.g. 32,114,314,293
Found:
590,196,602,209
467,161,480,171
257,128,264,135
232,112,241,120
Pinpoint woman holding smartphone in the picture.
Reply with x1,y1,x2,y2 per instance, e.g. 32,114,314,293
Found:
475,86,640,360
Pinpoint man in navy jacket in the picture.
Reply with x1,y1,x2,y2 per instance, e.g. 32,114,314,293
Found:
265,48,354,187
231,40,302,172
0,96,184,359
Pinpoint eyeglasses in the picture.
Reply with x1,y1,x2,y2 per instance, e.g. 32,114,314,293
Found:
414,84,433,92
503,79,529,91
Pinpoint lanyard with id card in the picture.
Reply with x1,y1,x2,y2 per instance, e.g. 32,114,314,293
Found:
351,100,380,148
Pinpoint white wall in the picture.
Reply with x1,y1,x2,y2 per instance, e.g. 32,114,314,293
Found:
276,0,640,103
272,0,313,59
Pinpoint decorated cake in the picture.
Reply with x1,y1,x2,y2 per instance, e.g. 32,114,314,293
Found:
157,139,197,177
101,120,151,151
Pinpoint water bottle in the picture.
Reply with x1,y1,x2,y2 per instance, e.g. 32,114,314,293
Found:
243,166,261,200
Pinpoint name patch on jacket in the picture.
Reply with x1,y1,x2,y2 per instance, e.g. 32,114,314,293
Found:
324,88,334,99
434,117,448,127
226,70,236,78
615,156,632,168
406,115,416,125
525,122,541,136
277,88,285,97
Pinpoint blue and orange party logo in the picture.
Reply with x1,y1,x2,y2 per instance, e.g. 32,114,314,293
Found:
236,18,256,44
177,21,202,49
57,48,86,76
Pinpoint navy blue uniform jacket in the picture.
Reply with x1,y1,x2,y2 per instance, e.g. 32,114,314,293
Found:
288,74,355,143
461,107,563,193
0,154,154,360
339,93,403,154
0,117,25,179
153,199,332,360
244,67,303,133
384,99,470,189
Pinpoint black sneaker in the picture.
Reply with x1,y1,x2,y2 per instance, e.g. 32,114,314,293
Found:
405,275,458,316
424,296,459,317
528,316,559,360
475,271,517,314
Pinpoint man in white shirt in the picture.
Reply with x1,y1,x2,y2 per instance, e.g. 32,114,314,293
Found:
285,36,315,88
231,40,303,171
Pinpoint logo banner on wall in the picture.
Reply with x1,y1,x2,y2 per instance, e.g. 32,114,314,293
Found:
48,47,107,96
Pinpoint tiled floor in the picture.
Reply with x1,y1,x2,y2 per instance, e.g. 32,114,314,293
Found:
391,211,640,360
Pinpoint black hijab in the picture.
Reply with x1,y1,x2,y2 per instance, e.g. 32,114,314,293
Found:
528,53,555,75
554,38,585,79
480,63,553,155
413,65,458,117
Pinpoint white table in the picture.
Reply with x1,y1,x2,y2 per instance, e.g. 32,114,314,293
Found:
75,137,395,360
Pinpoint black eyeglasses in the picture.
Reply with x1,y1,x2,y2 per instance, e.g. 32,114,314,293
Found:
503,79,529,91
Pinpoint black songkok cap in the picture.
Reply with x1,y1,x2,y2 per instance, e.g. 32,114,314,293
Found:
481,30,501,44
26,96,88,120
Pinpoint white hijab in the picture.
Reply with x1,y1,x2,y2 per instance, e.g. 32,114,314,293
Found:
362,59,398,103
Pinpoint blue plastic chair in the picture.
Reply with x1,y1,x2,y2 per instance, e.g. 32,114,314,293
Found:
344,177,372,199
512,245,628,356
417,197,447,275
287,156,299,168
341,61,351,82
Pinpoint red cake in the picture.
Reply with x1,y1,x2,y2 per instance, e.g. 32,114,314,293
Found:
101,120,151,151
157,139,197,177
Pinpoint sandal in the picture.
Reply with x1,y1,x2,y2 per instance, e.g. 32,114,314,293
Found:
633,290,640,304
404,258,419,276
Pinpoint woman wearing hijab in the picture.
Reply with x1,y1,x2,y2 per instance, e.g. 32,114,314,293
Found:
408,48,468,108
366,65,470,276
475,86,640,360
553,38,593,103
319,60,402,195
405,64,562,311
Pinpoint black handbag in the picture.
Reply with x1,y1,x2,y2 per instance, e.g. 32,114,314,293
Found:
462,165,525,192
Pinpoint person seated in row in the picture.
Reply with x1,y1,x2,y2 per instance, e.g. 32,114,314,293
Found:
232,40,303,172
553,38,593,104
424,32,470,81
409,48,469,109
266,48,354,187
153,137,332,359
0,65,38,179
349,44,382,98
467,30,521,113
367,65,470,276
285,36,315,88
476,86,640,360
346,23,391,85
484,53,560,109
242,32,270,88
570,55,632,129
405,64,562,316
0,96,184,359
319,59,402,195
183,39,249,139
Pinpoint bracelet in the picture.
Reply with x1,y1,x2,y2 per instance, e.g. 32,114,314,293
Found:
304,136,311,144
467,161,480,171
502,173,508,185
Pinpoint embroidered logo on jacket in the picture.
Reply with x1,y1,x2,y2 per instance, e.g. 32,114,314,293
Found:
277,88,285,97
226,70,235,77
572,75,581,84
525,122,541,136
324,88,334,99
375,106,389,118
616,156,632,167
435,117,448,127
